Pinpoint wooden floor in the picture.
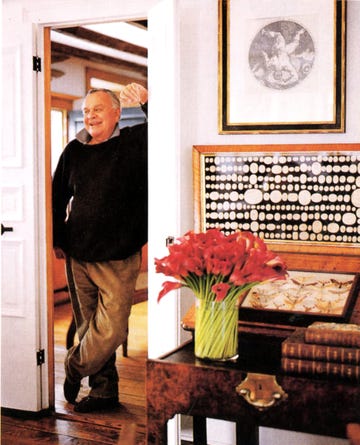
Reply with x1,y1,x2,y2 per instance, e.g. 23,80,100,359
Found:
1,299,148,444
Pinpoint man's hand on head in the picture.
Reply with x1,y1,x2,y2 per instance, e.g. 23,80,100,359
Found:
120,83,148,107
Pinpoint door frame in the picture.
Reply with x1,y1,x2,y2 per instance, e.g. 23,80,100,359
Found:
38,0,181,417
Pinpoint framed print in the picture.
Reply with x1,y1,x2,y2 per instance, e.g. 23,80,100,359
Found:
218,0,346,133
239,270,360,327
193,144,360,259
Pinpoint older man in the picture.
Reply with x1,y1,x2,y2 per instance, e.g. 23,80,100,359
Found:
52,83,148,413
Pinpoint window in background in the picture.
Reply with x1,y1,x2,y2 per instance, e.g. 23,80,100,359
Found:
51,108,66,174
51,93,80,172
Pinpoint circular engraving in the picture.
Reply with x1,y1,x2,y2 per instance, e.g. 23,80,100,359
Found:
244,188,263,205
312,220,323,234
229,191,239,202
270,190,282,203
328,222,340,234
249,20,315,90
311,162,322,175
343,213,356,226
351,189,360,207
299,190,311,206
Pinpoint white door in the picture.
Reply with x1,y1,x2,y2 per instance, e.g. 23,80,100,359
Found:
1,6,48,411
147,2,181,443
148,0,181,359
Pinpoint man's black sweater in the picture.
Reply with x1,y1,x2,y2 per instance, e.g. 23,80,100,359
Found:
52,121,147,262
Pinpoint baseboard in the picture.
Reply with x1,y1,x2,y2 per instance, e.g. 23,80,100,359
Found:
1,406,52,419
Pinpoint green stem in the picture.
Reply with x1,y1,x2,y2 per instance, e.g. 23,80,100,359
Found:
195,298,238,360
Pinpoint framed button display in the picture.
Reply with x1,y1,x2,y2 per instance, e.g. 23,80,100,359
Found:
193,144,360,255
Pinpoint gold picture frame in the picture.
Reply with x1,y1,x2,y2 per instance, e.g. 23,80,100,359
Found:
193,144,360,265
218,0,346,134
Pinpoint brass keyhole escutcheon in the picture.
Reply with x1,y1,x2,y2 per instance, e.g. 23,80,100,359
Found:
236,373,287,411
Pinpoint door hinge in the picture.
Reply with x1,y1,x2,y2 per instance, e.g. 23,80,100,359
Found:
33,56,41,72
37,349,45,366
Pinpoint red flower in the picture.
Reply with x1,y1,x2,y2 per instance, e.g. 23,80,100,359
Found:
157,281,183,302
154,228,288,302
230,249,287,286
211,283,231,302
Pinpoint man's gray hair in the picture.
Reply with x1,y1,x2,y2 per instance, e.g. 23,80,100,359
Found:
84,88,121,110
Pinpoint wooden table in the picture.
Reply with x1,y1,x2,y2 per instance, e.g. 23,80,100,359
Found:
147,267,360,444
146,331,360,445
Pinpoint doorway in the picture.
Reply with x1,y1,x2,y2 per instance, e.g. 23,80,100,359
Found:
46,19,149,424
37,2,182,442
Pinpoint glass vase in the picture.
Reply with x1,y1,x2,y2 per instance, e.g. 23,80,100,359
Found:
194,297,239,361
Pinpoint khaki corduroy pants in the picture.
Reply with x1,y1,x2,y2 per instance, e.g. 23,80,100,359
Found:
65,252,141,398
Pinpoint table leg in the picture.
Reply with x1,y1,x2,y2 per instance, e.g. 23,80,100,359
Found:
147,420,168,445
193,416,207,444
236,421,259,445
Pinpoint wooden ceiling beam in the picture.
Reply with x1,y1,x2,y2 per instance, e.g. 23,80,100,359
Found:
56,26,147,58
51,41,147,78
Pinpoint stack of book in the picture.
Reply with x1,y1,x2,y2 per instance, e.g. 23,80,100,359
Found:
281,322,360,381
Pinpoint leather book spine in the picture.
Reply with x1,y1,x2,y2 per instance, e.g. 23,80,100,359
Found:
281,357,360,381
305,330,360,348
282,341,360,365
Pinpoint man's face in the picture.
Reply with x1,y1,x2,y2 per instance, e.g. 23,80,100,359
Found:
83,91,121,144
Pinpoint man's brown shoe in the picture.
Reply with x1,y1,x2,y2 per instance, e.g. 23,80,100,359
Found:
74,395,119,413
